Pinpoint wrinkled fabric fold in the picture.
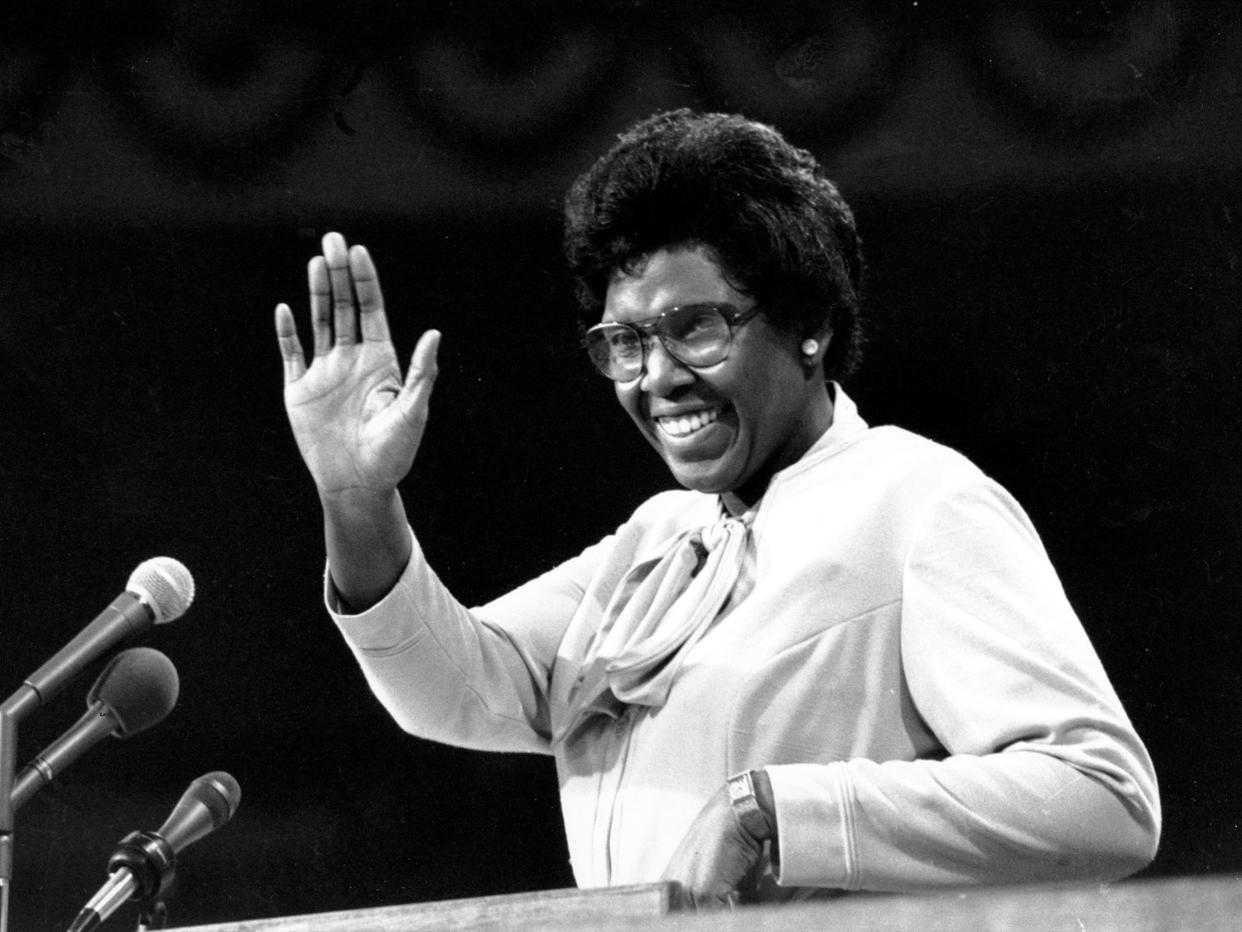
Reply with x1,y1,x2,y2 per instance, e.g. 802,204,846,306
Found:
553,513,752,746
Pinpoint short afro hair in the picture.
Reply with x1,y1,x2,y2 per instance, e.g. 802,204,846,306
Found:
564,108,864,379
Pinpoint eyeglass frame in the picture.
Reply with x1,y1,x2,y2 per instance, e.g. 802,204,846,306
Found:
582,302,764,382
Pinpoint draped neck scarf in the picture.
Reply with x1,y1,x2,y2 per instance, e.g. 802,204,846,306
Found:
553,509,754,746
551,384,866,746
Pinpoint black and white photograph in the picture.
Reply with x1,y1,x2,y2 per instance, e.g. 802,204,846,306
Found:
1,2,1239,929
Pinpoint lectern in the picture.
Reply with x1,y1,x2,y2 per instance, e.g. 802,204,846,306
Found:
169,876,1242,932
170,882,674,932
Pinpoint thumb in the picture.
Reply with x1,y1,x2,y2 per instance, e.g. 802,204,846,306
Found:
397,329,441,425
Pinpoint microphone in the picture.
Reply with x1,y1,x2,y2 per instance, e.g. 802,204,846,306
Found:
67,772,241,932
4,557,193,724
10,648,179,812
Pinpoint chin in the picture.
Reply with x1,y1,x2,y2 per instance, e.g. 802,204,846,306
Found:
665,460,738,495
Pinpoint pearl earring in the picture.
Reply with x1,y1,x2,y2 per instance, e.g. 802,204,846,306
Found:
801,339,820,357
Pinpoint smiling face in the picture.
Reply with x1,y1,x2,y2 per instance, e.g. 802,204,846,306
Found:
604,246,835,510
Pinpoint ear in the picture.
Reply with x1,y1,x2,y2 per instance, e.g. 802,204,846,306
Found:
799,325,833,375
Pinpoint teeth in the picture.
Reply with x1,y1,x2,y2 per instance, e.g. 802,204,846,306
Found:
657,408,719,438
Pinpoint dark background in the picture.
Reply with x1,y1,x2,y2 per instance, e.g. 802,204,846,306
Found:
2,1,1240,928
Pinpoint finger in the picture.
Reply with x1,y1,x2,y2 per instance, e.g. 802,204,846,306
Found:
677,888,731,912
274,303,308,383
308,256,332,356
397,329,441,424
666,882,693,911
350,245,391,345
694,890,737,912
322,231,357,345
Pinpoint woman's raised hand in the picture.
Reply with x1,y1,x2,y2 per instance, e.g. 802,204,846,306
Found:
275,232,440,501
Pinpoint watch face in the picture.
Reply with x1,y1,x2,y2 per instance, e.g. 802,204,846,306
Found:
728,773,754,801
727,772,773,841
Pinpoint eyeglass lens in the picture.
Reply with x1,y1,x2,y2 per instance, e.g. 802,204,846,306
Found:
586,305,735,380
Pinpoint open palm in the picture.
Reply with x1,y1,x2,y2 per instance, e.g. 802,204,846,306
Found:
276,232,439,498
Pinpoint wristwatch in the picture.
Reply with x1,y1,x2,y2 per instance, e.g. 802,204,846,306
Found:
726,770,774,842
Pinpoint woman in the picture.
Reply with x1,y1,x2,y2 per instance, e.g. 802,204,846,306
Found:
274,110,1159,907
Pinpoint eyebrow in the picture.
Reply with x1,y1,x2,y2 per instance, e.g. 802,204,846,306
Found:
602,301,742,327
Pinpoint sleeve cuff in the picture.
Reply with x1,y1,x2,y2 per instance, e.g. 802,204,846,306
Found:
767,762,858,890
323,526,425,653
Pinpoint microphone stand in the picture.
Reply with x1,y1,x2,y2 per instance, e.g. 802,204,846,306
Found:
137,898,168,931
1,687,43,932
0,707,21,932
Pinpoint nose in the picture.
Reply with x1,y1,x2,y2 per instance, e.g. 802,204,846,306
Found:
639,338,694,395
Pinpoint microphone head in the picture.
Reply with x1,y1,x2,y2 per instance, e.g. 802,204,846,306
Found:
193,771,242,829
127,557,195,625
156,771,241,853
88,647,180,737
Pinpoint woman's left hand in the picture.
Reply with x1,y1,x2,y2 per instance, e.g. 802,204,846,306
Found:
660,784,765,909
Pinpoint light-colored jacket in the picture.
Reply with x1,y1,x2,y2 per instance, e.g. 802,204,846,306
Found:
329,389,1159,895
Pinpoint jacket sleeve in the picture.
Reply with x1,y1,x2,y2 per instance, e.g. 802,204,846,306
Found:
766,477,1161,890
327,527,608,754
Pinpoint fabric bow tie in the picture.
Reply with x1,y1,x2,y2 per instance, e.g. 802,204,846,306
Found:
553,513,752,746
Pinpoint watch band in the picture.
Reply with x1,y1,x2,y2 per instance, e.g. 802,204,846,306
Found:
726,770,774,842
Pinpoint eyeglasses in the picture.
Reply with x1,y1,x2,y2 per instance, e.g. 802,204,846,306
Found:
583,303,763,382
